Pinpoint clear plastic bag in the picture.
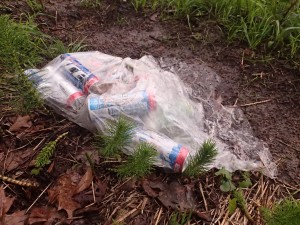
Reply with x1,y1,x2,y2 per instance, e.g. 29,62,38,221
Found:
25,51,277,177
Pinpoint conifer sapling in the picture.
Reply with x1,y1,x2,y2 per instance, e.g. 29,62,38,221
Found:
115,142,158,178
184,139,217,177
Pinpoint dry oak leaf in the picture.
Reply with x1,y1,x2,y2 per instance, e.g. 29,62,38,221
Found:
0,186,27,225
27,206,65,225
9,115,32,132
48,168,93,219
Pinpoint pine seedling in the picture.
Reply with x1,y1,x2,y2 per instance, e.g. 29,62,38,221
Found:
115,142,157,178
31,132,68,175
94,117,135,157
184,140,217,177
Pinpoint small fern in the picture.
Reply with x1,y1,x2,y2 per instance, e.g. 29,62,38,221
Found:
31,132,68,175
184,140,217,177
94,117,135,157
115,142,157,178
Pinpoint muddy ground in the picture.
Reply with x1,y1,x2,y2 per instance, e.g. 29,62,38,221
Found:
1,0,299,224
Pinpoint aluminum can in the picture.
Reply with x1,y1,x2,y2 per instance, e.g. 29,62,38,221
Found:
88,90,156,118
133,129,189,172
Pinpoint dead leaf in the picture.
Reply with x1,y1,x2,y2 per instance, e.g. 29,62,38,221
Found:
0,186,15,217
2,148,34,172
143,180,196,210
142,179,158,197
48,168,94,218
4,210,27,225
9,115,32,132
0,186,28,225
194,210,212,222
27,207,65,225
75,167,93,194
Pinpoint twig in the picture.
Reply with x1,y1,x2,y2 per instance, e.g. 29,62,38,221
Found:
25,182,53,214
277,139,299,152
237,99,272,107
199,182,208,211
154,207,163,225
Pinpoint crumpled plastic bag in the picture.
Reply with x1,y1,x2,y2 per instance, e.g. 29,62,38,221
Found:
25,51,277,177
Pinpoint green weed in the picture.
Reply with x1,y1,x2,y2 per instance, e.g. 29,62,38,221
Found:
169,210,192,225
115,142,157,178
31,132,68,175
184,139,217,177
261,199,300,225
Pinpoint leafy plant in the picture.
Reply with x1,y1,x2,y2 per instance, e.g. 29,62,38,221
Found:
94,117,135,157
115,142,157,178
31,132,68,175
261,198,300,225
232,189,253,222
215,167,236,192
169,210,192,225
184,140,217,177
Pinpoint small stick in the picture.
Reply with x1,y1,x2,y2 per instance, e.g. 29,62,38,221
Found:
229,99,272,108
154,207,163,225
25,182,53,214
277,139,299,152
199,182,208,211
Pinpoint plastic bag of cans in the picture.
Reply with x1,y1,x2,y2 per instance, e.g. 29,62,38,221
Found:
25,51,277,177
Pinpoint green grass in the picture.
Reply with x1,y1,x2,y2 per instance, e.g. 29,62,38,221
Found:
131,0,300,60
0,14,86,113
261,199,300,225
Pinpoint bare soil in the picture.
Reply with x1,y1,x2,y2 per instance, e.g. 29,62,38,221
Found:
1,0,299,224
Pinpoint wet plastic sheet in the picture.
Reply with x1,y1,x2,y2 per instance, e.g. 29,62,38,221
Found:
25,51,277,177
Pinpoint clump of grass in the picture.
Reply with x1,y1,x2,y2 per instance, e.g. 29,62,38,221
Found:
261,198,300,225
0,15,46,72
94,117,135,157
26,0,44,13
132,0,300,60
183,140,217,177
115,142,157,178
31,132,68,175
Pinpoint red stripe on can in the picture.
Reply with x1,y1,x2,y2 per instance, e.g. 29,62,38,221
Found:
67,91,84,106
174,147,189,172
148,91,157,110
84,76,100,94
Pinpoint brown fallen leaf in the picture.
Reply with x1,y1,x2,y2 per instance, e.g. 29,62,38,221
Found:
48,168,94,218
3,148,34,172
75,167,93,194
142,179,158,197
27,206,65,225
0,186,28,225
142,179,197,211
9,115,32,132
4,210,27,225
